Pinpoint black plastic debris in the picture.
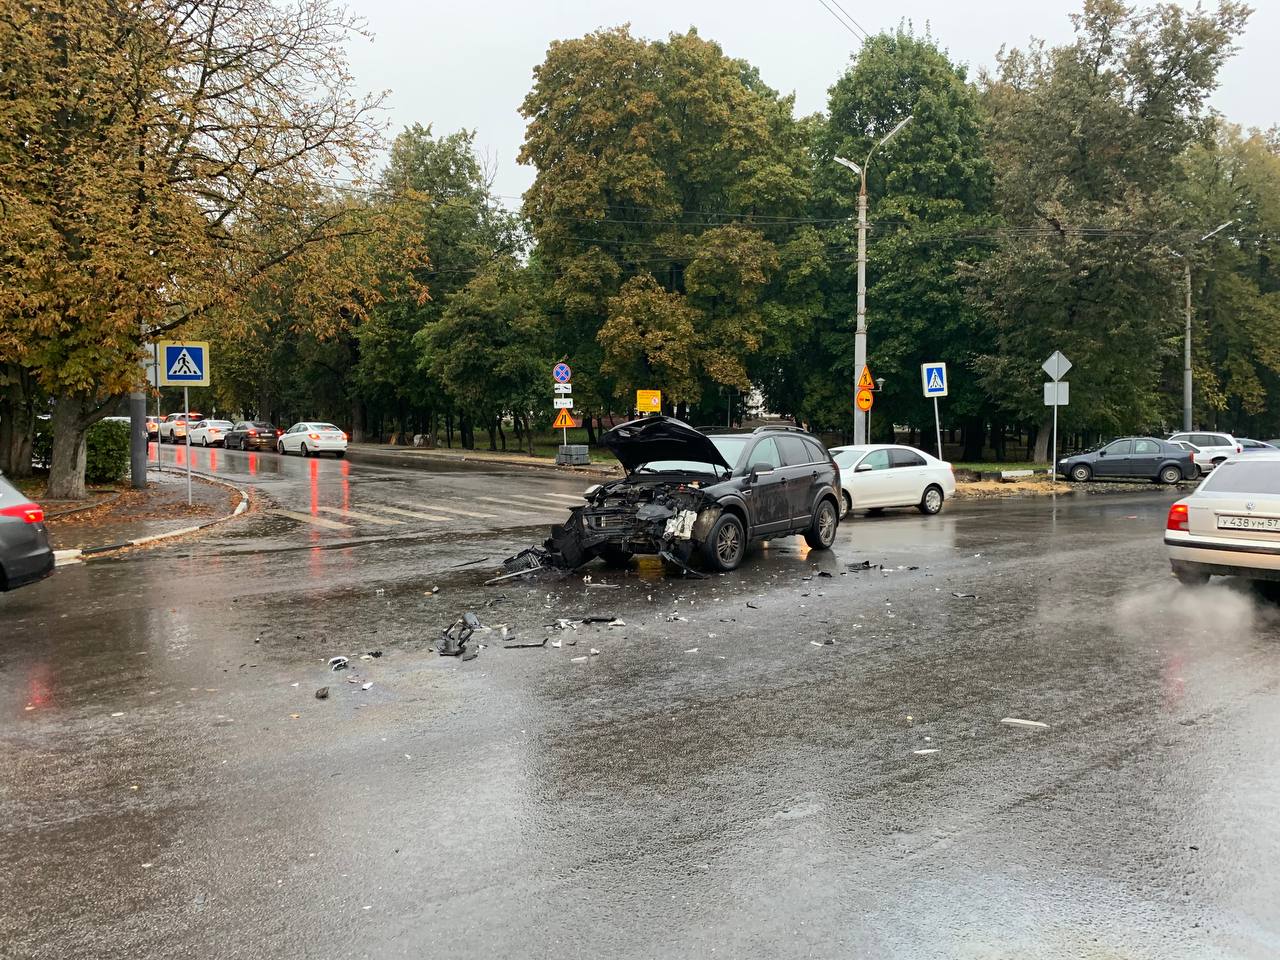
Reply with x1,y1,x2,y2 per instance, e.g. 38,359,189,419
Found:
327,656,349,672
847,560,883,572
315,686,330,699
438,612,482,657
366,651,383,658
504,637,548,649
817,571,833,578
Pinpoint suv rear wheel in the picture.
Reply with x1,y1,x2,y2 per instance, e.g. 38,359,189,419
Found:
804,499,838,550
703,513,746,572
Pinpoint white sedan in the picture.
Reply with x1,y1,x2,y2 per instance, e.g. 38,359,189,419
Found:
188,419,234,447
278,422,348,458
830,444,956,517
1165,453,1280,585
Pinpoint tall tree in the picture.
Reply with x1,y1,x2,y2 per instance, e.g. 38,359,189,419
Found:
969,0,1250,457
0,0,385,497
519,27,811,422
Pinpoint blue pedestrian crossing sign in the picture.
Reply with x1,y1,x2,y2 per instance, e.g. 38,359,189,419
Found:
921,362,948,398
158,341,210,387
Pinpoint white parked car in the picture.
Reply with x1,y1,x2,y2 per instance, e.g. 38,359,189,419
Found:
1165,453,1280,585
829,444,956,517
278,422,347,458
157,411,203,442
188,419,234,447
1167,431,1242,467
1169,440,1215,477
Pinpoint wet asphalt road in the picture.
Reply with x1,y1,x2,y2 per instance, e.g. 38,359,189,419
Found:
3,449,1280,959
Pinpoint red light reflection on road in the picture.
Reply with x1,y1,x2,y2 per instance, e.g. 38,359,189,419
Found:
248,453,257,475
310,458,319,516
209,450,218,471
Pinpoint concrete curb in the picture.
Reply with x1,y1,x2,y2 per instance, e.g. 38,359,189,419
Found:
67,468,250,560
45,490,123,520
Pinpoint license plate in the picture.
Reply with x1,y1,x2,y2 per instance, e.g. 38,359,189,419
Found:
1217,515,1280,531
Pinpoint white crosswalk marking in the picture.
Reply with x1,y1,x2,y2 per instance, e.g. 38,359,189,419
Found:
318,506,403,526
359,504,450,522
268,509,353,531
466,495,570,515
412,502,499,519
540,492,587,503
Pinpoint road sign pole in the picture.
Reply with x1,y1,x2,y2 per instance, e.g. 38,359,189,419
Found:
184,386,192,505
1051,400,1058,486
934,397,943,460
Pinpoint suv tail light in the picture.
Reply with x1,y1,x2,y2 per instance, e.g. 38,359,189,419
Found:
247,429,257,436
1237,445,1243,453
308,432,320,440
341,431,348,440
1167,503,1190,532
1,502,45,523
276,429,283,436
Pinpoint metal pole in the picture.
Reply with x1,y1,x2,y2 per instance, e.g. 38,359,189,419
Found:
1052,400,1059,485
1183,259,1193,432
854,181,868,445
184,386,192,505
937,404,944,459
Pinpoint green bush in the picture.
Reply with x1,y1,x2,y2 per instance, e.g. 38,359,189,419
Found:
85,420,131,483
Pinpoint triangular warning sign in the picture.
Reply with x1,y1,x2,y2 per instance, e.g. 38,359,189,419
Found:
927,369,944,391
552,408,577,429
857,365,875,390
168,348,200,377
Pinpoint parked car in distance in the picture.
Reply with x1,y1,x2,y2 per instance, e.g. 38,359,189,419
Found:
0,470,54,592
277,422,348,457
551,418,840,573
1059,437,1193,484
1166,431,1242,466
157,412,203,442
1237,438,1276,453
146,415,160,440
1169,440,1215,477
829,444,956,517
188,419,234,447
1165,453,1280,585
224,421,281,451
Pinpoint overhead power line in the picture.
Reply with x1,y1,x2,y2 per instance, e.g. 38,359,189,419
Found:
816,0,869,43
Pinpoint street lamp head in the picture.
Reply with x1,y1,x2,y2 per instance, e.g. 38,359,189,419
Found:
834,156,862,176
882,115,913,145
875,377,886,391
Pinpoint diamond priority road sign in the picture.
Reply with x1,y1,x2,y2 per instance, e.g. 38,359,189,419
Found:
157,341,209,387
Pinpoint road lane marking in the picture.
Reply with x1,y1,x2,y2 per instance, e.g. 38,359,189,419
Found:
466,496,572,515
268,509,354,531
476,493,575,510
540,492,587,503
318,506,403,526
410,502,499,519
358,505,452,522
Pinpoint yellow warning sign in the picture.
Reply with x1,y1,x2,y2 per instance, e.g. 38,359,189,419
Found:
636,389,662,412
857,365,875,391
552,408,577,430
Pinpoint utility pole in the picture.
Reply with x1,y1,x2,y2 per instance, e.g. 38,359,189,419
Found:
835,115,912,446
1181,220,1234,433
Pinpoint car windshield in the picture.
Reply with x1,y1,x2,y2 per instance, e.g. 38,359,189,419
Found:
1199,460,1280,494
309,423,340,431
637,435,748,475
252,422,273,429
207,421,232,428
832,449,866,469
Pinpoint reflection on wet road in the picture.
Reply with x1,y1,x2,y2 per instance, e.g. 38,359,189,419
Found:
3,476,1280,959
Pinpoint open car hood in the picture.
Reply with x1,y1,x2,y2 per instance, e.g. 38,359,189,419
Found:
600,416,732,474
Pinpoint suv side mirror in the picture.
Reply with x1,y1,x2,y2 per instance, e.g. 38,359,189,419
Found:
1098,450,1106,456
748,462,775,482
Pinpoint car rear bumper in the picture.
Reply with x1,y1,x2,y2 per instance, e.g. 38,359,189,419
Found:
2,526,55,590
308,439,347,451
1165,533,1280,579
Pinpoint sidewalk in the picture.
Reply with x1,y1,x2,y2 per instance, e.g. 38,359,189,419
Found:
345,442,621,478
44,469,241,552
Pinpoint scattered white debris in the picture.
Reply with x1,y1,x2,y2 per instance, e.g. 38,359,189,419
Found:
111,712,125,718
913,749,939,756
589,648,600,656
361,682,372,691
685,647,699,653
570,656,588,663
608,619,626,627
1001,717,1050,729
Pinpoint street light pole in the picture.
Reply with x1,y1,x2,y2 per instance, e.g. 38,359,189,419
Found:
1181,219,1234,432
836,115,912,445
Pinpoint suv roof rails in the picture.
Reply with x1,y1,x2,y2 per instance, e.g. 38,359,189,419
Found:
752,424,808,434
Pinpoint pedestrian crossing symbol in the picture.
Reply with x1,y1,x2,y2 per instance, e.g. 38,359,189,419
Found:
157,341,210,386
921,362,948,398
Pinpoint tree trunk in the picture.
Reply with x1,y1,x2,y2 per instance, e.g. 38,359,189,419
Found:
497,418,506,451
962,417,985,462
0,367,36,478
487,419,497,451
446,411,453,448
48,394,93,500
525,416,535,456
350,399,366,443
585,415,596,445
1033,415,1052,463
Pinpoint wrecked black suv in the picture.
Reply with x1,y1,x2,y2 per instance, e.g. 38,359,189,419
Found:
542,417,842,573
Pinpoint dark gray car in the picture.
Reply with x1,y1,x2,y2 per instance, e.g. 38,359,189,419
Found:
0,471,54,591
1058,437,1194,484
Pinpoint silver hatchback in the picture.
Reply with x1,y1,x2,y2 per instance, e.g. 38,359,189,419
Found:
0,471,54,591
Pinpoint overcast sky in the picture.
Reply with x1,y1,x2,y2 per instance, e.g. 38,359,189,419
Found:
343,1,1277,202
